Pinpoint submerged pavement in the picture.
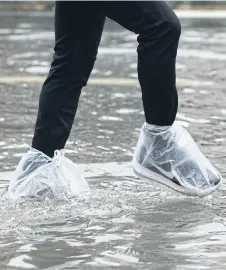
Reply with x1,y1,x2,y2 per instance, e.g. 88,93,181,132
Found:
0,12,226,270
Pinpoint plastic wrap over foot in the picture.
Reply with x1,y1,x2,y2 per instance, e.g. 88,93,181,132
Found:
132,122,222,197
8,148,90,200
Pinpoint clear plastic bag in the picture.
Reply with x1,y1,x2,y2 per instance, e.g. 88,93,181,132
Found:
133,122,222,197
8,148,90,200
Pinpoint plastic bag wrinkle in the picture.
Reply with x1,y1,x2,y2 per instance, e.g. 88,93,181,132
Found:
8,148,90,200
133,122,222,197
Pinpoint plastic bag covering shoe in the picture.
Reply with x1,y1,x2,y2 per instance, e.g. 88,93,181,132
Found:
132,122,222,198
8,148,90,200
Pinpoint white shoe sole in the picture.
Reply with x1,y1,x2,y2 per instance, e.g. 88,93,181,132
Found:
132,159,222,198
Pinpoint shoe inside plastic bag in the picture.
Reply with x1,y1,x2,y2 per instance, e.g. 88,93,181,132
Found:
8,148,90,200
132,122,223,197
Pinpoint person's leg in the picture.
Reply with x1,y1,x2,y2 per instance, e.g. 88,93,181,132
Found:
100,1,222,197
101,1,180,126
32,2,105,157
8,2,104,198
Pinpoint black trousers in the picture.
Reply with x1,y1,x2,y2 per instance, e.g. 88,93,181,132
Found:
32,1,181,157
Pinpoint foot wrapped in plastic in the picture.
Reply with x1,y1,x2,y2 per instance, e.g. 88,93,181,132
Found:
8,148,90,200
132,122,222,197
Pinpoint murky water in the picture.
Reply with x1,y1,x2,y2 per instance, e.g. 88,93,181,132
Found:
0,13,226,269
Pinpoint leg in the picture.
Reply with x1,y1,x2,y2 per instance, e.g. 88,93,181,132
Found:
9,2,99,198
32,2,105,157
100,1,222,196
101,1,180,126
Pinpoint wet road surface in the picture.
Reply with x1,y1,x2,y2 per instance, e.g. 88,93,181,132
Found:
0,13,226,270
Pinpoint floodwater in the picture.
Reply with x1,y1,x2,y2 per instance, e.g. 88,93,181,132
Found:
0,13,226,270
